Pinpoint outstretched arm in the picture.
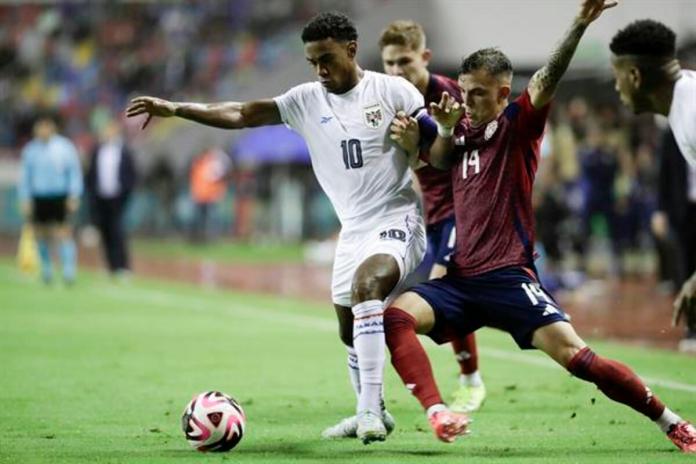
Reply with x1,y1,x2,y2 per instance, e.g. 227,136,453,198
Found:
528,0,617,109
126,97,282,130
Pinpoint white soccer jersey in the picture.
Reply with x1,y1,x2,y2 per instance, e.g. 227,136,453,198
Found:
274,71,424,227
668,70,696,168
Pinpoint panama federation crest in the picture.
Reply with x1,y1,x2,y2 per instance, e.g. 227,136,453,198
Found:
363,104,384,128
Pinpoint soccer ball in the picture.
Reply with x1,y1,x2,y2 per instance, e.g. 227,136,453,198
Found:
181,391,246,452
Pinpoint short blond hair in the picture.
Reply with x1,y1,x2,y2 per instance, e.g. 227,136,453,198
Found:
379,20,426,51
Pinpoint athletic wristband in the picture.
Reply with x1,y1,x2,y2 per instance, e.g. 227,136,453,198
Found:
436,123,454,138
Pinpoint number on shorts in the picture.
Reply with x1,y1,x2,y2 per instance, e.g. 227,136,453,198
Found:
521,282,552,306
380,229,406,242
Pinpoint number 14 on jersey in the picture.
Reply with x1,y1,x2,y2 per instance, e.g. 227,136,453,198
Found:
462,149,480,179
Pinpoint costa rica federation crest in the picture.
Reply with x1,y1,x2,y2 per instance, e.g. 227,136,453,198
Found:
484,120,498,141
363,104,384,128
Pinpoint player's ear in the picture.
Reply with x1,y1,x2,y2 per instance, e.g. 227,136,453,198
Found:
628,66,642,90
346,40,358,59
422,48,432,65
498,84,511,101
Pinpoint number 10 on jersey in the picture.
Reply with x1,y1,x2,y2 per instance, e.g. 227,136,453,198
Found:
341,139,363,170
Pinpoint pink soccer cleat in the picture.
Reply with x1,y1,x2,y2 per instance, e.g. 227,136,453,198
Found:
428,410,470,443
667,421,696,453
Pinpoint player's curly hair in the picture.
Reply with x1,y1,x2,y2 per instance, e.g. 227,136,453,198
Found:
459,48,513,77
301,12,358,43
610,19,676,57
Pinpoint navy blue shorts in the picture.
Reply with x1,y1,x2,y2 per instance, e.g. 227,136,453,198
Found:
32,195,67,224
410,266,569,349
426,216,456,267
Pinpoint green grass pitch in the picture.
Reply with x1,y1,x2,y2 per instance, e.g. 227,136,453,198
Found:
1,261,695,463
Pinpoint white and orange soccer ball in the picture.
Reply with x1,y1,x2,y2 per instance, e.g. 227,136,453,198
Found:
181,391,246,452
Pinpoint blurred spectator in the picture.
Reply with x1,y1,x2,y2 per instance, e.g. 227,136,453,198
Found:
577,123,621,276
189,147,231,242
143,157,177,235
232,166,257,240
17,113,82,284
85,119,136,277
0,2,359,154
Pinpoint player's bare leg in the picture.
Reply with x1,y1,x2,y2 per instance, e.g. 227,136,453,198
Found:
348,253,402,444
532,322,696,453
384,292,470,443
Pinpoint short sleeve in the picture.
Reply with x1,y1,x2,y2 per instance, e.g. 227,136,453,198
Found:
388,76,425,118
505,88,551,141
273,83,314,132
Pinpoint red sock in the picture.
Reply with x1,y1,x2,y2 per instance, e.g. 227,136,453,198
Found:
567,347,665,420
451,333,478,375
384,307,443,410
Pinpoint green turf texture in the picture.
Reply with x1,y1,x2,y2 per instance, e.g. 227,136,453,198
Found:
133,239,305,264
1,262,695,463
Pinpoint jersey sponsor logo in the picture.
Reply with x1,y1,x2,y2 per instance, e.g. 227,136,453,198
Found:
320,116,333,124
484,120,498,141
363,103,384,129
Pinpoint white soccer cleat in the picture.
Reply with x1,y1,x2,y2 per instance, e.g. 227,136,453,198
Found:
321,410,395,439
322,415,358,439
356,410,387,444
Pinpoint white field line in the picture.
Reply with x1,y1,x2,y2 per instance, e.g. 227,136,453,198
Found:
94,285,696,394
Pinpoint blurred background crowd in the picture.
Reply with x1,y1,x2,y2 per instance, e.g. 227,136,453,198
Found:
1,0,695,299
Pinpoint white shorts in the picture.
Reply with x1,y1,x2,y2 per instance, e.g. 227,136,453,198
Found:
331,210,426,307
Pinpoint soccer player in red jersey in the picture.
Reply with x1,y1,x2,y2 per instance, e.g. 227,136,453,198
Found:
386,0,696,452
379,20,486,414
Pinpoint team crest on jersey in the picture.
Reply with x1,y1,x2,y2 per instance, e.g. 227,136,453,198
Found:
484,120,498,141
454,135,466,146
363,104,384,128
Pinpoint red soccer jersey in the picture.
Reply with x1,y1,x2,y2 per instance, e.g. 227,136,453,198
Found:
416,73,461,225
447,89,550,277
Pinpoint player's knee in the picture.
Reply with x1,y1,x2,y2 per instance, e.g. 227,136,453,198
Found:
351,271,399,304
559,345,585,369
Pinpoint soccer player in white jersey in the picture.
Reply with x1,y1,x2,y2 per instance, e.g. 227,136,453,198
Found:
126,12,426,444
610,20,696,366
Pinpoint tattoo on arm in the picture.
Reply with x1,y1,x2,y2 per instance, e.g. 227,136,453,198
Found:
530,21,587,106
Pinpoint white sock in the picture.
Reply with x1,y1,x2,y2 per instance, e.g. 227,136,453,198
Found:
352,299,385,415
655,408,682,433
426,403,448,418
460,371,483,388
346,346,361,406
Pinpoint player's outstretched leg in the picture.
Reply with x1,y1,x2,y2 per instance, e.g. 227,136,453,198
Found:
450,333,486,413
533,321,696,453
384,302,469,443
